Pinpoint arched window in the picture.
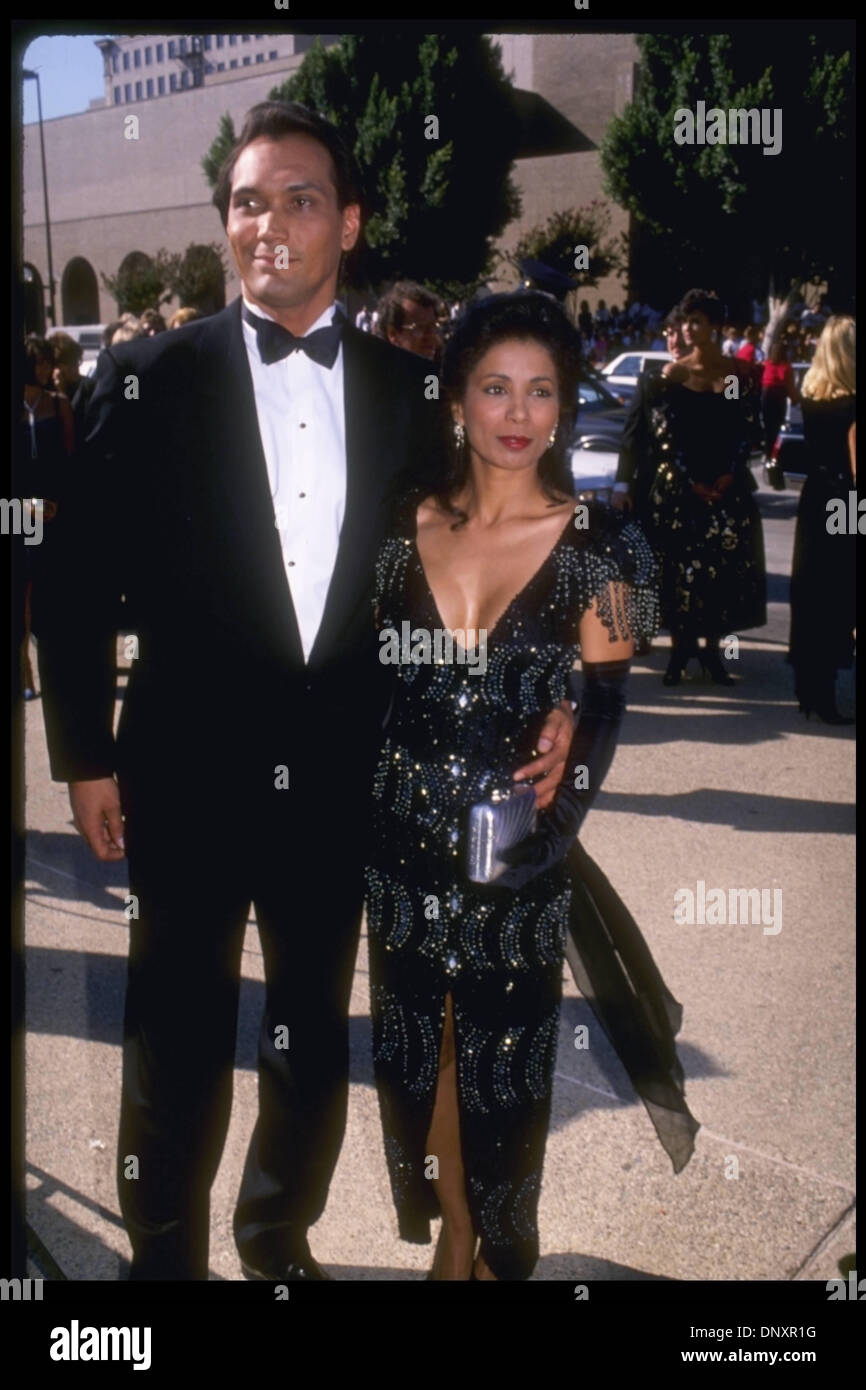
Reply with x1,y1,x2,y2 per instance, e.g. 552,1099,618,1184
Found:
61,256,99,325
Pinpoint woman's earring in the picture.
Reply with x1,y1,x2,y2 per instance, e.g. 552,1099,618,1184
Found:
548,426,557,449
454,421,465,447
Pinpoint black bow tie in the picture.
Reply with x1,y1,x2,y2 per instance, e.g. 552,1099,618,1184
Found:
242,303,344,369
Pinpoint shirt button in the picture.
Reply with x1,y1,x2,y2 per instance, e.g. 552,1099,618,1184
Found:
299,492,306,498
299,422,307,429
288,560,295,567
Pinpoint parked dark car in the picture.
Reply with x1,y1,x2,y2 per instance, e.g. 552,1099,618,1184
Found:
572,370,628,451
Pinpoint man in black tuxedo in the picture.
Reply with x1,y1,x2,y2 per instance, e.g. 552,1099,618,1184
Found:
33,101,573,1281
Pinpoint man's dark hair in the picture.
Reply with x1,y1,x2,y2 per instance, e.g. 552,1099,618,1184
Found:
375,281,442,341
662,310,683,332
212,100,366,228
676,288,725,327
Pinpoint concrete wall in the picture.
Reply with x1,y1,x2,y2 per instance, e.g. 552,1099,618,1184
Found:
491,33,638,309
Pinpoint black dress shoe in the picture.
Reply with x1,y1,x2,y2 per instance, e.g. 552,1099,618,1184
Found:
698,648,736,686
240,1253,332,1282
799,702,855,726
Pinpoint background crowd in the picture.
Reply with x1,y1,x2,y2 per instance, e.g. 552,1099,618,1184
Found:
19,279,855,728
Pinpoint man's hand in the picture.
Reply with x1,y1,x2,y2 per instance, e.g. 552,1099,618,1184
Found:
69,777,126,861
512,700,573,811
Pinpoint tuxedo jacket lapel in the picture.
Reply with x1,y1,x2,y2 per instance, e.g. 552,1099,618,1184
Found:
192,304,403,674
307,324,396,669
196,299,305,668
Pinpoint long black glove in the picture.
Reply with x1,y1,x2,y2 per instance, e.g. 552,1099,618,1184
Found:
495,657,631,890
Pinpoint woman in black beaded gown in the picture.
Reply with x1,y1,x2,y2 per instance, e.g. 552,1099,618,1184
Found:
788,315,856,724
365,293,698,1281
641,289,767,686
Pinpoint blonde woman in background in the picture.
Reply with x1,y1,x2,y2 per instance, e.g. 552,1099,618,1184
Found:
787,315,856,724
168,307,203,329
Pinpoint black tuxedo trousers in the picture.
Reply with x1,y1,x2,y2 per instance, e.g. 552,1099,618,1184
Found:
32,300,437,1277
117,724,379,1279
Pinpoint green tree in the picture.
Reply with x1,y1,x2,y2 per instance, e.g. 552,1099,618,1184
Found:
506,199,627,289
200,112,237,190
101,244,228,317
100,250,174,315
164,242,228,312
600,31,854,341
201,33,522,295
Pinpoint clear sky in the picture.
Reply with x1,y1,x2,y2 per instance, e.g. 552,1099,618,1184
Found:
21,34,112,124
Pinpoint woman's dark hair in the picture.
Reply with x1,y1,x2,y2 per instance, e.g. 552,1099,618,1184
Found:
424,290,580,527
676,288,725,327
48,330,84,366
212,100,366,227
24,334,53,386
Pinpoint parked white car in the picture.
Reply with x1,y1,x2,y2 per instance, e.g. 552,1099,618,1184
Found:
569,440,619,501
601,350,671,396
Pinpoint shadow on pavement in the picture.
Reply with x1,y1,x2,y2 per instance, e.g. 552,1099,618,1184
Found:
24,946,719,1141
592,786,855,834
26,1161,129,1281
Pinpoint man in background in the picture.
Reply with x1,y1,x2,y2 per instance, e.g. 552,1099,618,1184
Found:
374,279,443,360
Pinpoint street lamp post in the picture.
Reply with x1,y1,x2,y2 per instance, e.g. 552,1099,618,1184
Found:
23,68,57,327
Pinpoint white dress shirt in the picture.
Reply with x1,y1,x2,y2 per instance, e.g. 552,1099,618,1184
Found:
241,295,347,662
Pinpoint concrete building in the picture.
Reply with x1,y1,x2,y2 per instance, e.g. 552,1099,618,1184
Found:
93,33,299,109
21,31,637,332
493,33,638,301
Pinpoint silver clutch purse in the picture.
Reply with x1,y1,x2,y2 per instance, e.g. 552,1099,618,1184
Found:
467,785,537,883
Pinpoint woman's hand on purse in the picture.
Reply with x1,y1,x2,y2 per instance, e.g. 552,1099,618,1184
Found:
691,473,733,504
495,657,631,891
512,699,573,811
493,798,583,891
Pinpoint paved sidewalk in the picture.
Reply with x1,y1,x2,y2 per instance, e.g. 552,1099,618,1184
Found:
22,479,855,1281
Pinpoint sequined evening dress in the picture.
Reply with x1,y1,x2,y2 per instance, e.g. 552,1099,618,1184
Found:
364,492,664,1280
642,372,767,641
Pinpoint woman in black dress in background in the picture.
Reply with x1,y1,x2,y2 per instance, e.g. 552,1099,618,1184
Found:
365,293,698,1280
642,289,767,686
788,315,856,724
20,335,74,698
